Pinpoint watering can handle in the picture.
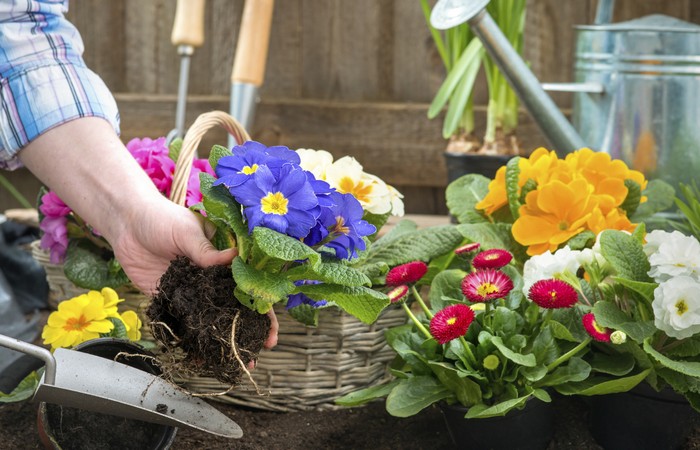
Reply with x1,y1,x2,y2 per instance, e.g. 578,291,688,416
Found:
594,0,615,25
0,334,56,385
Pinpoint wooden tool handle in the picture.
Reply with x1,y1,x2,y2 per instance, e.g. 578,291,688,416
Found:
231,0,275,86
171,0,206,47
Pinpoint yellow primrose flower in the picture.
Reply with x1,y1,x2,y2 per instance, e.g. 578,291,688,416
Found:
119,310,142,342
512,178,597,255
42,291,115,350
93,287,123,318
586,206,636,236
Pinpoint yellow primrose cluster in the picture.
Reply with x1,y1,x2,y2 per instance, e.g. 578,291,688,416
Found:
476,148,647,256
41,287,142,351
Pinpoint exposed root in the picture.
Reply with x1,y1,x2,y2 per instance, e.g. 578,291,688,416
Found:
229,312,262,395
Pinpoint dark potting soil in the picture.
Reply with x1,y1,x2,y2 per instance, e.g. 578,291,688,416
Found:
147,257,270,386
42,403,172,450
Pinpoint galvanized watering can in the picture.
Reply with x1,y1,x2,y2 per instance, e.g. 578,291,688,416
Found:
431,0,700,189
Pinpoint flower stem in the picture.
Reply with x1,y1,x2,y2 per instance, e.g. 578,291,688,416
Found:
401,302,432,340
411,285,433,319
458,335,478,369
546,337,591,372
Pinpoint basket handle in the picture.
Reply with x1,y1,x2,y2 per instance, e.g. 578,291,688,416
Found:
170,111,251,206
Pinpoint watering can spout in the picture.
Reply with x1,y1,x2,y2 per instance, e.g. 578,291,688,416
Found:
431,0,588,156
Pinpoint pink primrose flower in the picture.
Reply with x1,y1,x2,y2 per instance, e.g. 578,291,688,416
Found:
39,191,71,218
39,216,68,263
126,137,175,195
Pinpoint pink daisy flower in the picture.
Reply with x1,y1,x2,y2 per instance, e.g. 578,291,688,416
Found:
472,249,513,270
461,269,514,303
387,285,409,303
528,279,579,309
429,304,475,344
386,261,428,286
582,313,612,342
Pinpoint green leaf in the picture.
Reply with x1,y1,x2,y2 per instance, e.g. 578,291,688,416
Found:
0,371,40,403
428,361,482,406
335,380,400,407
441,44,484,138
592,301,656,343
644,340,700,377
363,211,391,239
589,351,636,376
103,317,128,339
63,241,129,290
385,376,452,417
231,257,296,313
537,357,590,388
549,320,577,342
505,157,521,219
200,173,249,258
364,225,464,268
620,179,642,217
631,179,676,222
600,230,652,282
208,144,232,171
445,174,491,224
287,304,318,326
612,277,657,302
428,39,483,120
552,308,588,342
530,326,558,366
566,231,596,251
665,335,700,358
455,222,513,251
490,336,536,367
296,284,389,324
465,395,531,419
556,369,650,396
168,137,183,162
429,269,467,311
252,227,320,266
285,260,371,288
521,365,548,382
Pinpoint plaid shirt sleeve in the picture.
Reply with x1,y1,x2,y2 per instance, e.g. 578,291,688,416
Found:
0,0,120,170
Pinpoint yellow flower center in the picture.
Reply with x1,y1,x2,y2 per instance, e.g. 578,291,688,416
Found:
592,320,607,334
676,299,689,316
446,317,457,326
477,282,499,297
261,192,289,215
63,315,89,332
338,177,373,204
331,216,350,235
241,164,259,175
485,254,499,260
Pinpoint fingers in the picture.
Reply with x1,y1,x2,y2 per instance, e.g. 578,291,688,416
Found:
181,212,238,268
264,309,279,349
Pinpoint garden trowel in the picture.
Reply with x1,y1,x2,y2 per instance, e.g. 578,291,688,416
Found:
0,333,243,439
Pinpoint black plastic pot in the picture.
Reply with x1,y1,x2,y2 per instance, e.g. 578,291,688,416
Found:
444,152,514,184
37,338,177,450
439,398,553,450
589,383,699,450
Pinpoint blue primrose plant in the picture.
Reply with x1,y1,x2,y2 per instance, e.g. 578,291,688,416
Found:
197,141,391,326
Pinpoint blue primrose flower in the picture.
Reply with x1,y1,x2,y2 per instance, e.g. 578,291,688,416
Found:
214,141,301,188
233,163,320,239
318,191,376,259
287,280,327,310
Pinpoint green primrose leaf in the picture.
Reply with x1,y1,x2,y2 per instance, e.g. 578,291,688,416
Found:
566,230,596,251
556,369,650,396
385,376,452,417
231,257,295,314
612,277,657,302
589,351,635,376
644,340,700,377
536,357,590,388
664,335,700,358
102,317,128,339
335,379,401,407
63,241,129,290
284,260,371,288
0,371,41,403
465,395,531,418
208,144,232,171
505,156,521,219
445,174,491,223
295,283,389,324
286,304,319,327
364,225,464,268
592,301,656,342
200,173,249,258
455,222,513,251
599,230,652,282
429,269,467,311
620,179,642,217
252,227,320,267
168,137,183,162
630,179,676,222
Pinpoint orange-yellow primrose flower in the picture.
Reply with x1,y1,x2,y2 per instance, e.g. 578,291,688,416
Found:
42,291,116,350
512,178,597,255
119,310,142,342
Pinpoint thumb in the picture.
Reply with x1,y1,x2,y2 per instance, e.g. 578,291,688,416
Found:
183,233,237,268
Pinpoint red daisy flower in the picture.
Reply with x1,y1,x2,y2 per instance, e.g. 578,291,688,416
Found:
461,269,514,303
387,285,409,303
582,313,612,342
528,279,578,309
429,304,475,344
472,249,513,270
455,242,480,256
386,261,428,286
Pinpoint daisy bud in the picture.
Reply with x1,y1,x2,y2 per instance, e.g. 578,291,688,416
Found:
582,313,613,342
455,242,480,256
386,261,428,286
387,285,409,303
483,354,500,371
472,249,513,270
610,330,627,345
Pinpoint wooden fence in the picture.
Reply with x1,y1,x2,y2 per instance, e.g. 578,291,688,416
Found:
2,0,699,214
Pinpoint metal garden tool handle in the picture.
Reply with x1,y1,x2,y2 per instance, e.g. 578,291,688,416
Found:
0,333,55,385
167,0,207,144
431,0,588,156
228,0,274,148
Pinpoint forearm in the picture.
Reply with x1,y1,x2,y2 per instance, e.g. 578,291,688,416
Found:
18,117,166,245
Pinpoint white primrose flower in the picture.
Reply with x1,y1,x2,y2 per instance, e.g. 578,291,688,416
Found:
652,276,700,339
647,231,700,283
324,156,393,215
387,184,405,217
296,148,334,180
522,246,582,296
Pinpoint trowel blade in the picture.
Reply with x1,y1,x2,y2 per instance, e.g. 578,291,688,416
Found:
34,348,242,439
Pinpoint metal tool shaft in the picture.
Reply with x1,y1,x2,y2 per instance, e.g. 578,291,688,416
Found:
0,334,55,385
